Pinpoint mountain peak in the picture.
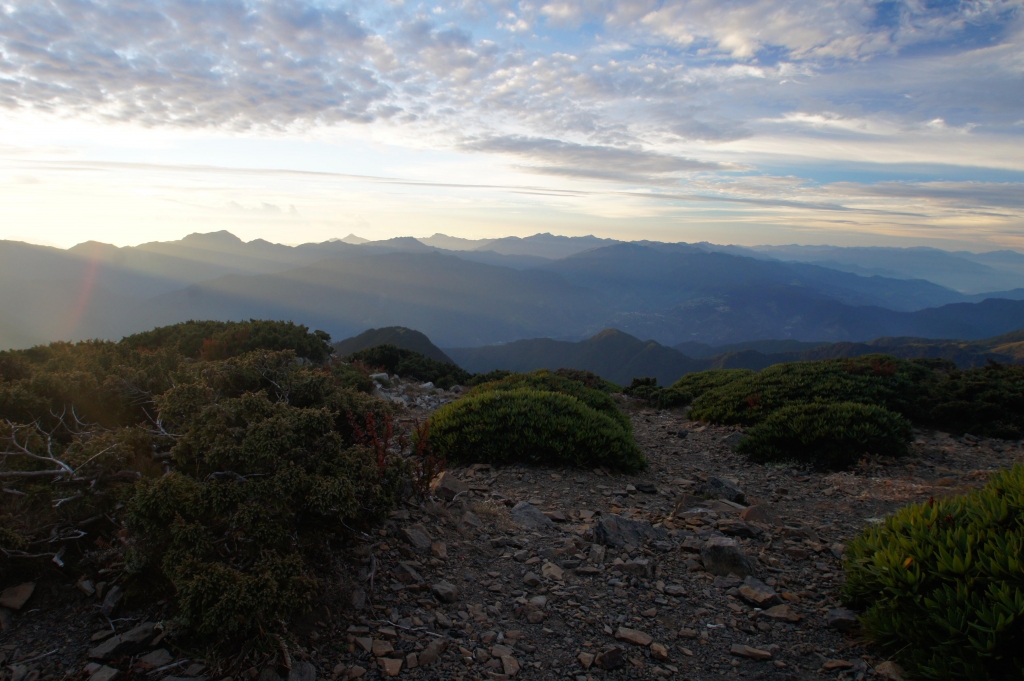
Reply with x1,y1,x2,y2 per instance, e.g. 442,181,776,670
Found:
181,230,244,246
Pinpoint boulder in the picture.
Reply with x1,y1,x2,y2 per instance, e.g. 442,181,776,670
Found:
594,647,626,670
431,581,459,603
417,638,446,666
88,622,157,661
737,576,781,607
704,477,745,504
826,608,858,631
429,472,467,501
730,644,772,661
0,583,34,611
400,526,432,554
700,536,753,577
510,502,554,530
288,662,317,681
740,505,781,526
594,514,665,549
614,627,653,646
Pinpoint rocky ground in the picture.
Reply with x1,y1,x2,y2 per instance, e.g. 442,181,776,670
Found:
1,389,1021,681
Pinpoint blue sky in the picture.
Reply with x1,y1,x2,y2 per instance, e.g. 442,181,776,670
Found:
1,0,1022,250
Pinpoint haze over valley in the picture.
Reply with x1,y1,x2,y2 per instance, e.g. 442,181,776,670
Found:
5,230,1024,364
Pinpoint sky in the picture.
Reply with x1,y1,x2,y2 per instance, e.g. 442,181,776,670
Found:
1,0,1023,251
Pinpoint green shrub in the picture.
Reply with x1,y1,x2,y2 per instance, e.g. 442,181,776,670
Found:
690,355,936,426
843,464,1024,679
470,370,632,433
346,344,471,389
627,369,756,409
670,369,754,403
929,363,1024,439
465,369,514,386
553,368,621,393
0,324,398,645
425,388,645,472
736,402,914,469
125,352,402,640
121,319,333,362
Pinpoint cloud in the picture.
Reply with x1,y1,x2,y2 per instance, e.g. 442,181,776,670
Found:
460,135,725,182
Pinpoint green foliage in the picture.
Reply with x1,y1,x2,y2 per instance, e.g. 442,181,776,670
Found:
553,368,621,393
469,370,631,433
425,387,645,472
623,369,754,409
843,464,1024,680
929,363,1024,439
346,344,472,389
736,402,914,469
0,322,398,645
465,369,513,386
121,319,333,362
689,355,936,426
127,369,401,639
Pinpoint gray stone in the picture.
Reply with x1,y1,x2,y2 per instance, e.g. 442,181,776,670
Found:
740,505,781,526
704,477,745,504
88,665,120,681
417,638,447,666
99,585,123,616
401,526,433,554
88,622,157,660
460,511,483,529
429,472,467,501
396,563,424,584
288,661,317,681
522,572,540,587
717,519,759,538
595,647,626,670
432,581,459,603
0,583,34,610
700,536,753,577
738,576,781,607
826,608,859,631
137,648,173,669
588,544,606,564
594,514,665,549
510,502,554,530
720,432,745,450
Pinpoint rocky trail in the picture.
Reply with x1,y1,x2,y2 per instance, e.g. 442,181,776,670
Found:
2,392,1021,681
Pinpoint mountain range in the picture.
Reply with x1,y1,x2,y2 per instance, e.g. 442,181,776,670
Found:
3,230,1024,351
445,327,1024,386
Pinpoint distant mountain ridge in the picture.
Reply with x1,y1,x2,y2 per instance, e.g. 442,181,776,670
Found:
447,327,1024,387
2,230,1024,351
333,327,454,364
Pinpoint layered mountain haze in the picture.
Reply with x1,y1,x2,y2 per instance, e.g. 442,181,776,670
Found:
2,231,1024,351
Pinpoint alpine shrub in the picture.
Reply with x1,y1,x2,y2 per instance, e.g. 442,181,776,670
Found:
346,344,471,389
689,355,936,426
121,319,333,362
736,402,914,469
929,363,1024,439
843,464,1024,680
469,370,631,432
553,368,621,393
630,369,755,409
426,388,645,472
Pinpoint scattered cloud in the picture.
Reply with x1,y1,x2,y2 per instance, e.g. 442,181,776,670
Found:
1,0,1023,246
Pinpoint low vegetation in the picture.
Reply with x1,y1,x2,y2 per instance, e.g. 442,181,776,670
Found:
736,402,914,469
0,321,406,645
426,371,644,471
469,370,632,432
344,343,472,389
843,464,1024,680
624,369,753,409
687,355,937,426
